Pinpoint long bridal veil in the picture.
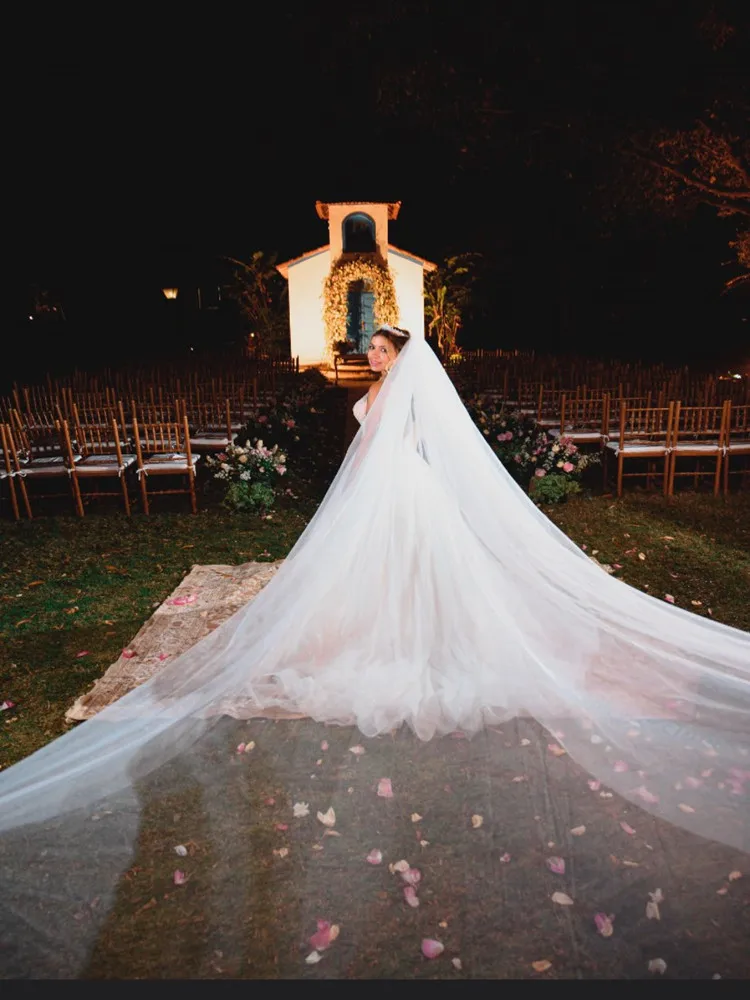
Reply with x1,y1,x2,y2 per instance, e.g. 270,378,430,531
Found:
0,334,748,978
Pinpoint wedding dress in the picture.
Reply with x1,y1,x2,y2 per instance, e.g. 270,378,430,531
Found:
0,334,748,978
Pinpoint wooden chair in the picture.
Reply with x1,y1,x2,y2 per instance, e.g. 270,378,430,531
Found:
605,402,675,496
60,418,136,516
180,398,233,453
667,402,726,496
0,420,77,518
132,415,200,514
722,402,750,494
554,394,608,448
0,423,27,520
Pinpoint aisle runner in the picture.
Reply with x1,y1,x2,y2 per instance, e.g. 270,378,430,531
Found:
66,561,284,722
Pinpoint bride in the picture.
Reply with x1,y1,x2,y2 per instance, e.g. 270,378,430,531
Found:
0,325,748,978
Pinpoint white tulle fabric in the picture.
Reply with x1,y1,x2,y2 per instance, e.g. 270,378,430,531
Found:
0,335,748,976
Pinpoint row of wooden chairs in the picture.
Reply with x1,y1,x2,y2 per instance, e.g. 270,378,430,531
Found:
599,401,748,496
1,416,199,520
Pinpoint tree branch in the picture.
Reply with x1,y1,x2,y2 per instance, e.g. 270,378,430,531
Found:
722,272,750,293
627,145,750,203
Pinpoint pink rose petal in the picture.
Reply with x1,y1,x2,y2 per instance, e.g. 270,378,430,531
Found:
594,912,615,937
634,785,660,804
546,856,566,875
421,938,444,959
664,594,675,604
588,780,601,792
121,649,136,659
499,852,511,863
173,870,187,885
400,867,422,887
377,777,394,798
613,760,629,773
167,594,198,606
75,650,89,658
275,823,289,832
309,920,334,952
366,849,383,865
320,740,329,751
404,886,420,908
158,653,169,661
620,821,636,836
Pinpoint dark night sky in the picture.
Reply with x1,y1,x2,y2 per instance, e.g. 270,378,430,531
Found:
7,0,750,373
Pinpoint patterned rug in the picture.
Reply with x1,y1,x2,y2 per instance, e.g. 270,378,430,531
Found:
65,561,286,722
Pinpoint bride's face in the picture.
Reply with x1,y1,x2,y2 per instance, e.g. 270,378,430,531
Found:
367,334,398,374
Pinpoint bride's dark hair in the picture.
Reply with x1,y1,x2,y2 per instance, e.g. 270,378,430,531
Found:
374,326,411,353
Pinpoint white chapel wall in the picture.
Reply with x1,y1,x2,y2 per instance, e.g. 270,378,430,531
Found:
288,248,331,364
387,250,426,340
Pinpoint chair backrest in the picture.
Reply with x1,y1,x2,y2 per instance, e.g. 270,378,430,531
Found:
669,402,726,447
617,402,674,447
74,417,127,459
1,422,27,474
560,394,607,431
723,401,749,443
132,416,192,464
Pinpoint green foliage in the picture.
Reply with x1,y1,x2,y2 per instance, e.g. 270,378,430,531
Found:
222,480,277,514
529,472,582,504
221,250,290,355
424,252,482,358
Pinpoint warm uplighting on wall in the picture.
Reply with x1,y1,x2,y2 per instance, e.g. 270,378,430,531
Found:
162,287,179,300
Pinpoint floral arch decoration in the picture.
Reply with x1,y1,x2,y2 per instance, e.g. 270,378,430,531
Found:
322,254,399,358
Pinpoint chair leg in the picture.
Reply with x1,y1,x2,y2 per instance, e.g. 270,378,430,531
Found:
664,454,671,496
17,475,32,519
189,473,197,514
713,456,721,497
617,455,624,497
139,473,150,515
120,474,131,516
723,454,729,495
4,476,20,520
70,473,85,517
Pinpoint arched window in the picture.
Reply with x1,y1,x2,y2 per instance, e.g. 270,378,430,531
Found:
342,213,376,253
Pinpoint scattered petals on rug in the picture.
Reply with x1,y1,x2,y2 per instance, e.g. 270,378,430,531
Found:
594,912,615,937
316,807,336,827
366,849,383,865
377,777,394,798
648,958,668,975
166,594,198,607
293,802,310,818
